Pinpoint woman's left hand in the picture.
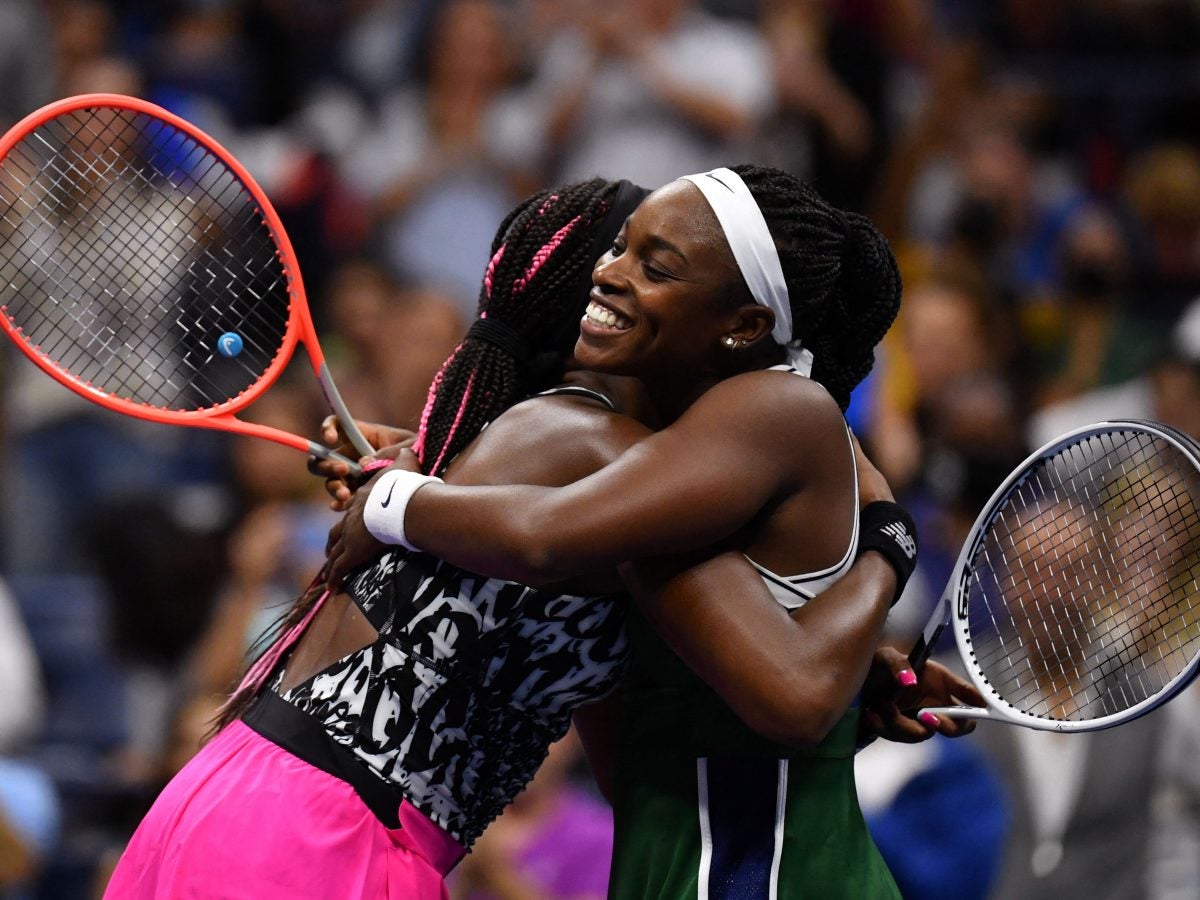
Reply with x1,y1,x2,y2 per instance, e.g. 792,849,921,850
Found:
309,417,419,510
859,646,985,743
324,449,424,588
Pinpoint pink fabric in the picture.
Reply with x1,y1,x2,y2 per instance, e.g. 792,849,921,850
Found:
104,721,463,899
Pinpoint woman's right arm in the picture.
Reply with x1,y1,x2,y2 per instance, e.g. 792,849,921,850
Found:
326,370,841,587
621,549,983,750
623,548,897,748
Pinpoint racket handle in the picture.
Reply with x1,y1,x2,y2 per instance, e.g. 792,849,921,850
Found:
306,440,363,477
316,364,374,459
908,629,940,671
909,589,952,671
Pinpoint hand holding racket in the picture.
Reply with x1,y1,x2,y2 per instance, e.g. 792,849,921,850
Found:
910,419,1200,732
0,94,372,473
311,415,417,509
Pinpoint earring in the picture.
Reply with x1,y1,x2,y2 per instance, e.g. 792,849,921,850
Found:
723,336,737,348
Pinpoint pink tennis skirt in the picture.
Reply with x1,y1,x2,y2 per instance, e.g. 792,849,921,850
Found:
103,720,464,899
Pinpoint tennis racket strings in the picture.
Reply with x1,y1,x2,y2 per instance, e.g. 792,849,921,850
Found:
963,428,1200,724
0,104,290,411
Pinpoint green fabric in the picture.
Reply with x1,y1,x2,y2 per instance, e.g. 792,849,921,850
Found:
607,610,900,899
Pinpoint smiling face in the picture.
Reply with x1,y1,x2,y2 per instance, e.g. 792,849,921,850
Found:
575,180,771,403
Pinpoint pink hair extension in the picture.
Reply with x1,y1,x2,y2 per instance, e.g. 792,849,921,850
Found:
412,348,459,464
218,585,331,716
427,369,477,475
513,215,580,294
483,243,506,299
417,239,506,465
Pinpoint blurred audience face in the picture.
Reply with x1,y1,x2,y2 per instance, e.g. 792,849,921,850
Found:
956,122,1034,239
1152,361,1200,439
52,0,115,80
1125,144,1200,287
326,260,395,356
428,0,511,90
234,383,327,506
1057,206,1130,303
902,281,993,397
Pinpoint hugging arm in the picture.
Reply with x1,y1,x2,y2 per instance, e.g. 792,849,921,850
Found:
621,548,899,748
578,546,979,770
328,372,834,586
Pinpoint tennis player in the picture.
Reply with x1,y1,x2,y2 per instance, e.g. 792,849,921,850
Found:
107,171,975,899
326,165,983,897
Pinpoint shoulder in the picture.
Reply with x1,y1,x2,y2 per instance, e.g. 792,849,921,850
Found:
688,369,844,434
445,393,651,488
673,370,847,479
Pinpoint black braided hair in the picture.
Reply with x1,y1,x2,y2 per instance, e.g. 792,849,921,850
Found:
731,164,902,411
413,177,647,476
210,178,647,736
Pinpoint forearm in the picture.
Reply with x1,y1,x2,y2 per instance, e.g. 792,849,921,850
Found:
397,376,813,581
622,550,896,748
402,446,773,583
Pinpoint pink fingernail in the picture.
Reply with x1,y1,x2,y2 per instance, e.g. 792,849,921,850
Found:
918,711,939,729
897,669,918,687
361,459,392,473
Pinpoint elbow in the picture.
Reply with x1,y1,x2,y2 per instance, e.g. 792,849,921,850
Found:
506,545,567,588
738,686,847,750
500,522,576,587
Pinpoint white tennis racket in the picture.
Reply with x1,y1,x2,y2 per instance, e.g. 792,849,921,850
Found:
910,419,1200,732
0,93,371,472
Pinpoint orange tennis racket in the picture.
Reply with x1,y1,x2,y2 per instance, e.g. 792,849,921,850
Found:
0,93,371,472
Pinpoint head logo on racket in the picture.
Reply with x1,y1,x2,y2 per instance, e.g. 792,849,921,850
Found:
218,332,244,358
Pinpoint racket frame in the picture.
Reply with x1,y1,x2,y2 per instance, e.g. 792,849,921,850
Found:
911,418,1200,732
0,93,371,471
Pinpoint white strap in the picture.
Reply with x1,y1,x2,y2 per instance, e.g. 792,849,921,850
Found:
680,167,812,375
362,469,443,551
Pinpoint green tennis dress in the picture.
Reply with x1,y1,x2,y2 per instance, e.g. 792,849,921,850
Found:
607,381,898,898
607,607,900,899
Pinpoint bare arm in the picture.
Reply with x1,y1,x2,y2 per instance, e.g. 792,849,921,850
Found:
622,548,898,748
327,371,841,586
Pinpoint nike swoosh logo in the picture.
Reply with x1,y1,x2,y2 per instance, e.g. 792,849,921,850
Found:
380,482,397,508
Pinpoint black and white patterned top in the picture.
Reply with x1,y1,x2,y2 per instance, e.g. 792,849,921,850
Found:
272,546,629,847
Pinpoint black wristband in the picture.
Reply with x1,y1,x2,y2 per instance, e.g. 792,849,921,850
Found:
856,500,918,607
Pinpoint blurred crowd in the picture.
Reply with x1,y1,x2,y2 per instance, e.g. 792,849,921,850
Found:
1,0,1200,897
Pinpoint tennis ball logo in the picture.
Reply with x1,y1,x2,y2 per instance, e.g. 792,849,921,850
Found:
217,332,244,358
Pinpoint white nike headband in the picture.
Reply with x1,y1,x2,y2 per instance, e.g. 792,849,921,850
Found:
680,167,814,376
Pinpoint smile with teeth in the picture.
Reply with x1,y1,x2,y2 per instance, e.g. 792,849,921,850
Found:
584,300,632,330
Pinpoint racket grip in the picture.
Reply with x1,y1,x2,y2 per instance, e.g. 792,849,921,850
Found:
306,440,362,477
908,618,948,671
316,364,374,458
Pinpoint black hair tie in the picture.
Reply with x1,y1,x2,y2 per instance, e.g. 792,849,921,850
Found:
466,317,530,366
593,179,650,262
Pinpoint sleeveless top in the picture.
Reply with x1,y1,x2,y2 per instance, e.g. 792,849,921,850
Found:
253,386,629,848
749,365,860,609
607,365,900,899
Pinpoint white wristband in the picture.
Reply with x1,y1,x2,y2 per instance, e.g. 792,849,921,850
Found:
362,469,443,550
